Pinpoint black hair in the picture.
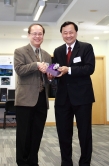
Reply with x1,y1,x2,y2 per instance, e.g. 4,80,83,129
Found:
60,21,78,33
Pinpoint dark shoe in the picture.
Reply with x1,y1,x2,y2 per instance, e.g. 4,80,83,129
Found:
18,165,29,166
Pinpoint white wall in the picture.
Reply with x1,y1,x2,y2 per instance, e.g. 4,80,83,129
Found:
0,38,109,122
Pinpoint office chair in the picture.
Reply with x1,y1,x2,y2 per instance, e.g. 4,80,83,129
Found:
3,100,16,129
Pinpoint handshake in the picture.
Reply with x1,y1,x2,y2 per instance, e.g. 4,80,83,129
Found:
46,63,60,76
38,62,60,76
38,62,69,80
38,62,61,81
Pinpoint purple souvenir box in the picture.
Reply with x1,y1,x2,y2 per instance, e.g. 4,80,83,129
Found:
46,64,60,76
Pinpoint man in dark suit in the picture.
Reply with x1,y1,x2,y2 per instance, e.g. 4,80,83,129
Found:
53,21,95,166
14,23,51,166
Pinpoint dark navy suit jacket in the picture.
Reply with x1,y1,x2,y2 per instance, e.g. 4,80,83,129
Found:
53,40,95,106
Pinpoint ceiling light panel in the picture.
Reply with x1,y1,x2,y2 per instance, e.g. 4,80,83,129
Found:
33,0,45,21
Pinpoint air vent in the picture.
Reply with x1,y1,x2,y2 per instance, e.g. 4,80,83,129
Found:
96,15,109,26
4,0,13,6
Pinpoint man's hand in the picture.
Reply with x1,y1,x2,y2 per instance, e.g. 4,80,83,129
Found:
46,73,54,81
37,62,48,73
57,66,69,77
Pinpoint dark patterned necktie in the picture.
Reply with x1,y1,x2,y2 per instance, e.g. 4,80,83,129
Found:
35,48,40,61
67,47,72,64
35,48,44,92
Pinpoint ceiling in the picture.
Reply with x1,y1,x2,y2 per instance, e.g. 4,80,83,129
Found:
0,0,109,40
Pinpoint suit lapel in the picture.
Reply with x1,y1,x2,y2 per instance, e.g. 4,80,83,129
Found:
26,44,36,62
41,49,46,62
69,40,80,65
40,49,47,81
61,44,67,66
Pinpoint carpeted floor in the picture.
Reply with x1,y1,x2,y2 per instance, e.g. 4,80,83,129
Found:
0,125,108,166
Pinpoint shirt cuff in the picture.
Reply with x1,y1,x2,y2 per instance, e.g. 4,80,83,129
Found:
68,67,71,75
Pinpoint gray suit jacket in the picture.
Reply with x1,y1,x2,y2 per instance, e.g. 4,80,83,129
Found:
14,44,51,108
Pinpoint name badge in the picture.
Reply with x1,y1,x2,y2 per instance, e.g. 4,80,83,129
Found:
73,57,81,63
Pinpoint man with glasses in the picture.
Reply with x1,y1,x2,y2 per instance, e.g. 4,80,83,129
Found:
14,23,51,166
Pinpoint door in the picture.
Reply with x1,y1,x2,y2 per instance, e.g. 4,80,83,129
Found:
91,56,106,124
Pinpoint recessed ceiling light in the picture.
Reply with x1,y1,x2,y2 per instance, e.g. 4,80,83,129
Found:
90,10,97,12
94,37,99,40
21,35,27,38
104,30,109,33
23,28,28,32
77,21,84,25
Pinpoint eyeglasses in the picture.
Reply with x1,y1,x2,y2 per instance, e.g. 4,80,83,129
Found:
29,32,43,37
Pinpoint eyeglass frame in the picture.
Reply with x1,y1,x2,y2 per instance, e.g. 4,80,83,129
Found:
29,32,43,37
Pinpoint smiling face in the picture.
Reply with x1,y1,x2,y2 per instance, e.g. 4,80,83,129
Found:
61,24,77,46
28,25,44,48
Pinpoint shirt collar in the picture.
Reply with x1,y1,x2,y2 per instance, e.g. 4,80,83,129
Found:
30,43,40,53
66,41,76,50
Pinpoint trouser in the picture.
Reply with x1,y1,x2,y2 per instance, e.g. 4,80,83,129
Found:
16,90,47,166
55,99,92,166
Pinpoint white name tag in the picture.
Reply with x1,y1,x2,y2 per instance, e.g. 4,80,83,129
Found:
73,57,81,63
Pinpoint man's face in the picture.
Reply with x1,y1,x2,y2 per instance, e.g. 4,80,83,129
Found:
61,24,77,46
28,25,44,48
